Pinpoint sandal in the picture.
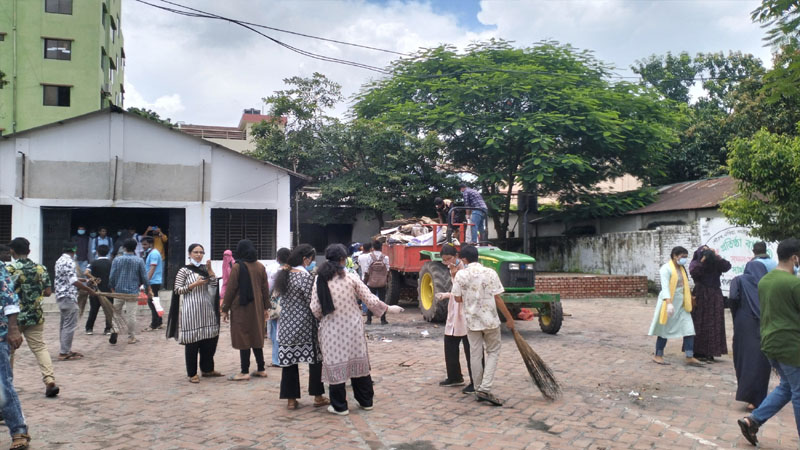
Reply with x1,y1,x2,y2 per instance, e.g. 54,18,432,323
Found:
201,371,224,378
737,417,759,446
189,375,200,384
227,373,250,381
10,433,30,450
250,371,268,378
58,352,83,361
313,396,330,407
287,399,299,410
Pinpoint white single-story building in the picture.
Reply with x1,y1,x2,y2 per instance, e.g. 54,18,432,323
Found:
0,107,308,285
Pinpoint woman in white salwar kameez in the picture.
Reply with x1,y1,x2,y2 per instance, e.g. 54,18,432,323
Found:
648,246,703,367
310,244,404,416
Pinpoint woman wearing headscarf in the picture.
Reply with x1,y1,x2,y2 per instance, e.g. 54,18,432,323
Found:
310,244,404,415
220,249,234,300
648,246,703,367
689,245,732,362
221,240,270,381
273,244,329,410
729,259,772,410
166,243,222,383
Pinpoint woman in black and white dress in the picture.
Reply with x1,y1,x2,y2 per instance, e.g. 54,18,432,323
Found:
274,244,328,409
167,243,222,383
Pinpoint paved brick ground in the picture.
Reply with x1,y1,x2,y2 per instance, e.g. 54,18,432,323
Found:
6,297,798,449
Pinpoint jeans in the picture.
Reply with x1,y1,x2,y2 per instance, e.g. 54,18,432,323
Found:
147,283,163,329
57,298,79,355
11,323,55,385
0,341,28,437
76,260,89,274
267,319,279,366
751,359,800,438
655,336,694,358
469,210,485,244
468,327,501,393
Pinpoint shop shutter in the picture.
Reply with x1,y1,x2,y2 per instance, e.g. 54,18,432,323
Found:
0,205,10,244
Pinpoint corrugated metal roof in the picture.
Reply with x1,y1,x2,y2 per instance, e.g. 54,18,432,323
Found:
628,176,737,215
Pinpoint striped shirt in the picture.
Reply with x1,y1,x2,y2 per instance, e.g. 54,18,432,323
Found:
173,267,219,344
109,253,149,295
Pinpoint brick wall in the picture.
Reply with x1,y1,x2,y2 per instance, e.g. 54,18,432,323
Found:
536,274,648,298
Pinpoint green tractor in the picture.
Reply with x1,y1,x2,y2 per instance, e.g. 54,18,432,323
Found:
385,208,563,334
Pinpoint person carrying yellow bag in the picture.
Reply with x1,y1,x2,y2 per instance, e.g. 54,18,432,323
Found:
648,246,704,367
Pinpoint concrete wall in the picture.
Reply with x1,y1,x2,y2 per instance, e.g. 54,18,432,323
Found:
0,111,294,261
533,224,701,288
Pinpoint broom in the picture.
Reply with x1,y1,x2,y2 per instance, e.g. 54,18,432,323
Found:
512,329,561,401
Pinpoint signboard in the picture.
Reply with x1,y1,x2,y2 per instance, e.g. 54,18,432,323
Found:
698,217,777,295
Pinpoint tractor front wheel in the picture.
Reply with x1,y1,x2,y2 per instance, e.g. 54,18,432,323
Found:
418,262,451,322
538,302,563,335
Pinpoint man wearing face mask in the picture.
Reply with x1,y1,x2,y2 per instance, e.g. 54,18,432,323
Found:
738,238,800,445
71,226,91,274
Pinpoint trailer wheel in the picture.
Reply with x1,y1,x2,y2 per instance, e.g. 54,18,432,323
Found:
385,270,402,306
538,302,563,335
418,262,451,322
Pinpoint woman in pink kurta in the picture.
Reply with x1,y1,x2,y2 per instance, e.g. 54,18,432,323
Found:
310,244,402,415
437,244,476,392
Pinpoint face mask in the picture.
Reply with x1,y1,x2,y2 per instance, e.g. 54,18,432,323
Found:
90,232,97,238
678,257,688,266
77,229,86,235
117,231,123,236
191,259,204,267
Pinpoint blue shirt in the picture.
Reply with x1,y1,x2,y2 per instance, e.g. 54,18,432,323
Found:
109,253,150,294
0,266,21,339
145,249,163,284
462,188,487,210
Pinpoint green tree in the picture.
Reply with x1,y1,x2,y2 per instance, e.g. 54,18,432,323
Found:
720,128,800,241
752,1,800,100
127,107,172,127
356,40,681,240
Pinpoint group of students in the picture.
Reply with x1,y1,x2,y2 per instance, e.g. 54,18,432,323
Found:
649,239,800,445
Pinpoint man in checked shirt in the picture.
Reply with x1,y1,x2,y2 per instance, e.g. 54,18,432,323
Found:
109,239,153,345
460,183,488,244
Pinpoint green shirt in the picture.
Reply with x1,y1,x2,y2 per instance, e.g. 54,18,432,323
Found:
758,269,800,367
5,258,51,327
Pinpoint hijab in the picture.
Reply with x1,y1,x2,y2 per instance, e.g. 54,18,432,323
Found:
235,240,258,306
729,260,770,319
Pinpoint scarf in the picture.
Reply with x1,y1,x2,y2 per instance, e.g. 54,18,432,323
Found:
166,264,220,340
235,240,258,306
659,259,692,324
221,250,234,298
729,260,769,319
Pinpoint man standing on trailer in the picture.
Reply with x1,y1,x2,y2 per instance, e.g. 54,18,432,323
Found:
459,184,487,244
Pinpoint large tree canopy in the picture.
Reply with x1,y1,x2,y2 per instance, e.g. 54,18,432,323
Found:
355,40,681,239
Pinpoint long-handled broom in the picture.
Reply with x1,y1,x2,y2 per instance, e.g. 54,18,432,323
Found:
512,329,561,401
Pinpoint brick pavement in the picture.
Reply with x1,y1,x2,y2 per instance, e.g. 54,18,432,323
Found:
6,297,798,449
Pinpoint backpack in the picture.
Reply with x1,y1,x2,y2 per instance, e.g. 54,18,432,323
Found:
366,253,389,288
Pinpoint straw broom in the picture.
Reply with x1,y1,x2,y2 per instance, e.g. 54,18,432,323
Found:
512,329,561,401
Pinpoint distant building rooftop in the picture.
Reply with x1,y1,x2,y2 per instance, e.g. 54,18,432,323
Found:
176,108,286,153
628,176,737,215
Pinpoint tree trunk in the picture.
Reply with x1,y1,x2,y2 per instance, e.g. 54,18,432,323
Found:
375,210,385,230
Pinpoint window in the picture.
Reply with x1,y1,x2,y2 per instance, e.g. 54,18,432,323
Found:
43,85,70,106
0,34,5,42
44,39,71,60
45,0,72,14
211,209,277,260
0,206,11,246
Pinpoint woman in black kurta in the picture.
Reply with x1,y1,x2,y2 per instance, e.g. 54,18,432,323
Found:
729,259,772,409
688,245,732,361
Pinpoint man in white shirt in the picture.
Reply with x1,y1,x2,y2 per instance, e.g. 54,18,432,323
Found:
364,241,391,325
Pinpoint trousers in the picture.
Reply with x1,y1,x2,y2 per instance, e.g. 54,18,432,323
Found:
11,323,55,385
112,298,138,339
655,335,695,358
280,362,324,399
268,319,279,366
85,295,112,332
329,375,373,412
751,359,800,439
240,348,265,374
57,298,79,355
0,341,27,437
468,327,501,393
444,334,474,384
185,337,218,377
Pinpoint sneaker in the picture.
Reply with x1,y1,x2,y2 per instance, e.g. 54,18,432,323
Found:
358,403,373,411
439,378,466,387
109,333,118,345
45,382,60,398
737,417,759,446
85,330,93,335
103,329,111,336
327,405,349,416
475,390,504,406
462,384,475,394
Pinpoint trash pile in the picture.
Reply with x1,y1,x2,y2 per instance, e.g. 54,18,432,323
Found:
376,217,460,247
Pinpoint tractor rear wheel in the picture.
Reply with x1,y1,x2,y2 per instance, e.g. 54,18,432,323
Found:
538,302,563,335
418,262,451,322
385,270,402,306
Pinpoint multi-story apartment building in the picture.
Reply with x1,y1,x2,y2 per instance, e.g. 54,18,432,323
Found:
0,0,125,134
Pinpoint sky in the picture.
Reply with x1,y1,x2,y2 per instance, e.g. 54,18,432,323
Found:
122,0,774,127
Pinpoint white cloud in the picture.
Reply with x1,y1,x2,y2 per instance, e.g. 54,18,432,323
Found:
121,0,775,126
